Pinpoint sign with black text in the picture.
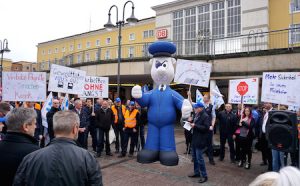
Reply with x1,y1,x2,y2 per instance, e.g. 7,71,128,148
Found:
80,76,109,98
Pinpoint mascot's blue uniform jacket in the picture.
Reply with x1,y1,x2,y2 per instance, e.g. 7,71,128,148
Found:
136,86,184,152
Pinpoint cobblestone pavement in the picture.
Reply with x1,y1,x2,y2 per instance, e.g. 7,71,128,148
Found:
91,128,266,186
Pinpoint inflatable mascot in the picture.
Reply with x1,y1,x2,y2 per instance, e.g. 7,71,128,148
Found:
131,42,192,166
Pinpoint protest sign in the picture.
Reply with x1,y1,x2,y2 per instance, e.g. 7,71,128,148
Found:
261,72,300,106
228,78,259,104
48,64,86,94
174,59,212,87
80,76,109,98
2,72,46,101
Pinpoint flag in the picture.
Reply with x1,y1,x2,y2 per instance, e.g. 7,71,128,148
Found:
196,89,204,103
61,94,69,111
41,92,53,128
211,85,225,109
142,85,149,93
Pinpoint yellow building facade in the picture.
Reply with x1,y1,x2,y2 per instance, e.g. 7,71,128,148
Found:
37,17,155,70
269,0,300,48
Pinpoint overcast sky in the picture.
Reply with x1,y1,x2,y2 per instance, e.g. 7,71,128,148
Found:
0,0,173,62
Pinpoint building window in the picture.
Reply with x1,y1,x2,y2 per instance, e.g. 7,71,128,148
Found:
95,51,99,60
227,0,241,37
289,24,300,44
55,48,58,53
185,7,196,55
198,4,210,54
212,1,225,39
77,43,82,50
70,45,74,51
129,33,135,41
105,50,110,59
128,47,134,58
143,31,149,38
77,54,82,63
106,38,111,45
85,52,90,62
86,41,91,48
62,47,65,52
173,10,184,54
48,49,51,54
291,0,300,12
143,30,154,39
96,40,100,46
42,50,45,55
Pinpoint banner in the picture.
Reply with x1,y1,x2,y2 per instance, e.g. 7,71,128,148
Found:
261,72,300,106
174,59,212,87
228,78,259,104
41,92,53,128
61,94,69,111
212,85,225,109
80,76,109,98
196,89,204,103
48,64,86,94
2,72,46,102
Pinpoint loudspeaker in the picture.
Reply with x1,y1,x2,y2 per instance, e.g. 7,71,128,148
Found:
266,110,298,152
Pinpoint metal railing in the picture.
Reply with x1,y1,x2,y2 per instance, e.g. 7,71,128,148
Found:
38,27,300,71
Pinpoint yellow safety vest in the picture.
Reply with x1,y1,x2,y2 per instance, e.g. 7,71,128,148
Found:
124,109,138,128
111,105,126,124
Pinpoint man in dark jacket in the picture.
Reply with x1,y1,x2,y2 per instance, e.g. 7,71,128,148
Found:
95,100,114,157
84,98,97,152
26,102,43,141
72,99,89,149
13,110,103,186
188,102,210,184
46,99,60,140
217,103,237,163
0,108,39,186
0,102,12,136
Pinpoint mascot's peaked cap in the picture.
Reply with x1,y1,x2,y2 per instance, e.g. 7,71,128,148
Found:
148,42,176,57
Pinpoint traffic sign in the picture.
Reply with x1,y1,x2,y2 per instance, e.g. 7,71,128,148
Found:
237,81,248,96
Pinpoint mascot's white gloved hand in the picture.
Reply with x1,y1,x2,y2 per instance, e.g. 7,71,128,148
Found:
181,99,193,119
132,85,142,99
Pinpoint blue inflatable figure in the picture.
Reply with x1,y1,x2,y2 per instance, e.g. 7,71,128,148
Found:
131,42,192,166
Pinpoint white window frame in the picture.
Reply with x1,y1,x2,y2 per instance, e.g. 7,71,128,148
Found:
95,51,99,60
48,49,51,54
128,46,134,58
42,50,45,55
105,50,110,59
143,31,149,38
70,45,74,51
290,0,300,13
149,30,154,37
62,47,65,53
77,54,82,63
86,41,91,48
77,43,82,50
55,48,58,53
106,38,111,45
85,52,90,62
96,40,100,47
129,33,135,41
289,23,300,44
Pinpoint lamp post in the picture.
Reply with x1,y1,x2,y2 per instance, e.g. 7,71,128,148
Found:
104,1,138,97
0,39,11,96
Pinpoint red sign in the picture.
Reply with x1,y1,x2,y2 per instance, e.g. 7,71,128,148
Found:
237,82,248,96
156,29,168,39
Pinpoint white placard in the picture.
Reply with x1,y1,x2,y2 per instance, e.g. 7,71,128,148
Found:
183,121,192,131
228,78,259,104
261,72,300,106
2,72,46,101
48,64,86,94
80,76,109,98
174,59,212,87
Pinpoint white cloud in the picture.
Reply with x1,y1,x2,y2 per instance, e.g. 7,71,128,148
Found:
0,0,173,62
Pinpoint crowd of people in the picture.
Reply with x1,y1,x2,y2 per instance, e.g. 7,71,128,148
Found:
0,93,299,185
185,93,300,184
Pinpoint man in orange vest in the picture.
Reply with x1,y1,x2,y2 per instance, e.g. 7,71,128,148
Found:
111,98,126,153
119,101,140,158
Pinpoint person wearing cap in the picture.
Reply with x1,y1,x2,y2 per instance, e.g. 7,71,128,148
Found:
111,97,126,153
188,102,209,183
119,101,140,158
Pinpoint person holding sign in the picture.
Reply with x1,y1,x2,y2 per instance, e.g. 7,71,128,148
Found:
188,102,209,183
46,99,60,140
234,107,255,169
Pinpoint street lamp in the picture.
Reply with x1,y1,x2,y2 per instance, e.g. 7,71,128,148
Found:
0,39,11,92
104,1,138,97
